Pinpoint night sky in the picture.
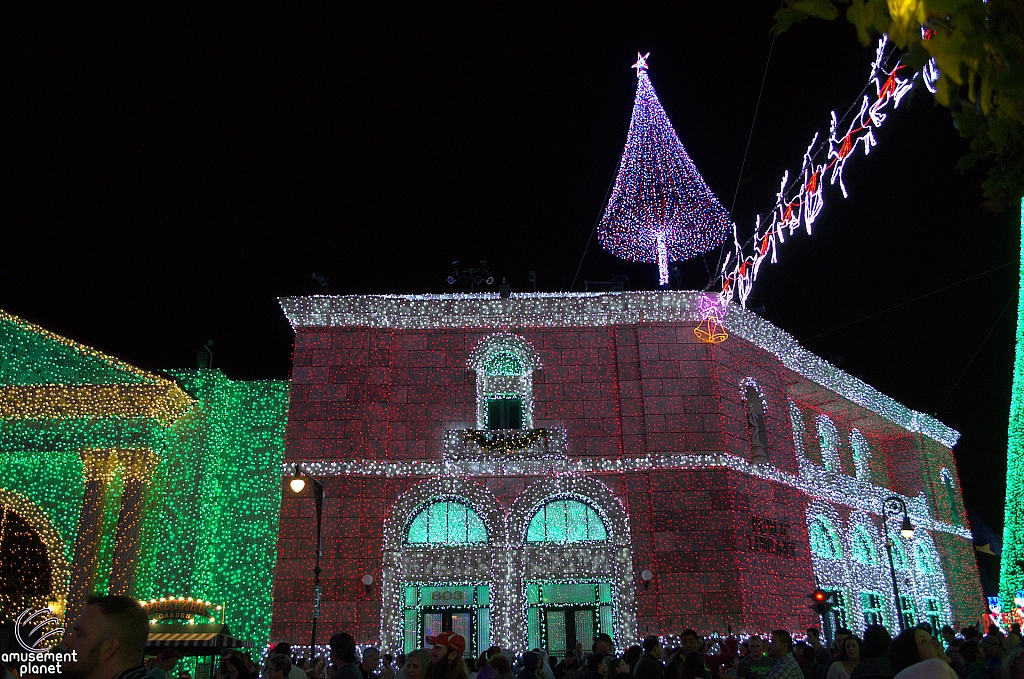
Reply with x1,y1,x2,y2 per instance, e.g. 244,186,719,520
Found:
4,6,1017,539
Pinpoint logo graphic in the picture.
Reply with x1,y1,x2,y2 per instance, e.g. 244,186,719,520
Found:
15,607,64,653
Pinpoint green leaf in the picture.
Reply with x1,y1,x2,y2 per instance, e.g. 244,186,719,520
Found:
773,7,813,33
790,0,841,20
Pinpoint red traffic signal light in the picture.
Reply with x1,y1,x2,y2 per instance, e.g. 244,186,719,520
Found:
807,589,833,615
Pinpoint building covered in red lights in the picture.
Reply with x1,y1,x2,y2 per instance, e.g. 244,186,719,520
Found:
270,291,981,656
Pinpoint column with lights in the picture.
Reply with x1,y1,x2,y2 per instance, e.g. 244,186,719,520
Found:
66,450,116,625
109,449,156,596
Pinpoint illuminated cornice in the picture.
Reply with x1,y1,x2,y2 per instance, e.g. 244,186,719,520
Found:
0,384,194,424
279,291,958,447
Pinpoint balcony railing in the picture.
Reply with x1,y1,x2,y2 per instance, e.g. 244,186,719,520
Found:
443,427,567,462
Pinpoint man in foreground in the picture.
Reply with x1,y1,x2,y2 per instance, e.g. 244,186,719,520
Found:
764,631,801,679
736,636,772,679
63,596,151,679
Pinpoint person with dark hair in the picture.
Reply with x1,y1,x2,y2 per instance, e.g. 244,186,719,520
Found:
268,655,293,679
555,654,580,679
426,632,469,679
1003,644,1024,679
981,635,1005,676
360,648,382,679
826,637,861,679
765,631,801,679
679,631,702,656
330,633,362,679
736,635,772,679
521,652,542,679
633,636,664,679
150,650,184,679
958,640,988,679
477,648,503,679
805,630,831,669
887,627,956,678
489,656,513,679
63,595,151,679
381,655,396,679
622,647,642,675
679,651,710,679
962,627,979,642
794,644,817,679
848,625,892,678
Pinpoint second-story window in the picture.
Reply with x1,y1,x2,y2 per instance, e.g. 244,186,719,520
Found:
469,335,538,431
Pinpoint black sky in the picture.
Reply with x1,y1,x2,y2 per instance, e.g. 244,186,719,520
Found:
3,5,1017,536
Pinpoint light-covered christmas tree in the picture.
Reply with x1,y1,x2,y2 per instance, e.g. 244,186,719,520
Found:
598,53,732,286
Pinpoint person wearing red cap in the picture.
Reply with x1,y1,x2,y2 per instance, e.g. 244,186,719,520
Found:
425,632,468,679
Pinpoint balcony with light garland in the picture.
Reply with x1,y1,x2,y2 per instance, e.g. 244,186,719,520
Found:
442,427,568,467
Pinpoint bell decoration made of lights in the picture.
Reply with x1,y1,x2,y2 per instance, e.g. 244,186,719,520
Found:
694,293,728,344
597,53,732,287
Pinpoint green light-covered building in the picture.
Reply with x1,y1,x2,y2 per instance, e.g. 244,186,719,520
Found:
0,310,289,649
1000,200,1024,614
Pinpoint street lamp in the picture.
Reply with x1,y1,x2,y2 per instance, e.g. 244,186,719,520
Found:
290,465,325,660
881,495,915,632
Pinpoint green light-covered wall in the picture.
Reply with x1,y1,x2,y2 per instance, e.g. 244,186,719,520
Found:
157,369,290,649
0,312,289,650
1000,198,1024,603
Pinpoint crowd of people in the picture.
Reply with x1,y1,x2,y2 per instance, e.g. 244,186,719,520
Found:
250,621,1024,679
4,596,1023,679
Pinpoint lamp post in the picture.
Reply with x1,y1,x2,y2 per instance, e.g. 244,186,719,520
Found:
881,495,915,632
290,465,325,660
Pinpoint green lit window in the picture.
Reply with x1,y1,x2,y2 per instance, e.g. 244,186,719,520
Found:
527,499,607,543
925,598,941,631
860,592,884,626
898,595,916,626
407,500,488,545
810,516,842,560
831,590,848,629
852,526,878,565
915,543,937,574
486,352,526,376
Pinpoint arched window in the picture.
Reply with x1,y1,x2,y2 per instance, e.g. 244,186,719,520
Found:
0,506,51,595
809,516,843,560
914,542,937,575
851,525,878,565
741,379,769,465
850,430,871,481
406,499,488,545
816,414,840,472
527,498,608,543
469,335,538,431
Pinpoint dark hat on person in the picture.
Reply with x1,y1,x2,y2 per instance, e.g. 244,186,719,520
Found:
159,649,184,660
594,633,614,645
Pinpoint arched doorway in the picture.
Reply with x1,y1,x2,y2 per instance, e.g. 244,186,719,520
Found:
509,477,635,654
380,478,507,656
0,491,70,624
